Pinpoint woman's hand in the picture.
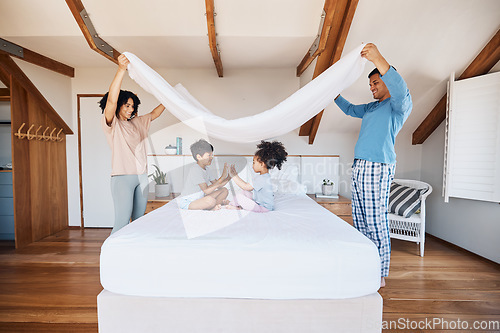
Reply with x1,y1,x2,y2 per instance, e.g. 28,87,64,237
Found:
117,54,130,71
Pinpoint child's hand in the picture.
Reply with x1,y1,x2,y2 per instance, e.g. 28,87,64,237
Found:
229,164,238,178
220,163,229,180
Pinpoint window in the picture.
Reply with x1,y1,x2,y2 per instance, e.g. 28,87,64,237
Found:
443,71,500,203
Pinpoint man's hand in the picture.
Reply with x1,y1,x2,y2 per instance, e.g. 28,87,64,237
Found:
361,43,390,75
360,43,382,62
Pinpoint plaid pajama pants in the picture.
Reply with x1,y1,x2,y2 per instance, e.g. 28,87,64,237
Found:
351,159,395,277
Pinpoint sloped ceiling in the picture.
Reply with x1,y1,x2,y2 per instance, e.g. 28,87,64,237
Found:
1,0,499,135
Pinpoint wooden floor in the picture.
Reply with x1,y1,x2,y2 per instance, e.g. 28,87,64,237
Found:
0,229,499,332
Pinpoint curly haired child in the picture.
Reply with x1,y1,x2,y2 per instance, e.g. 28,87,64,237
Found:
228,140,287,212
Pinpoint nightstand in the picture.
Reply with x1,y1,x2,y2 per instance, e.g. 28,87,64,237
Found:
145,192,179,213
307,194,353,225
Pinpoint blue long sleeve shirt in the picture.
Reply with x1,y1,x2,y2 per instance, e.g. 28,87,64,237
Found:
335,66,412,164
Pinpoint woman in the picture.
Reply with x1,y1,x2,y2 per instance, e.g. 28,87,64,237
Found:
99,54,166,233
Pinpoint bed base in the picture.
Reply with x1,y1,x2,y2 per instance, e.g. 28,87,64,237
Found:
97,290,382,332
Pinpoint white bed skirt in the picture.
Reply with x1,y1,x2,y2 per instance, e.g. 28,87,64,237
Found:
97,289,382,333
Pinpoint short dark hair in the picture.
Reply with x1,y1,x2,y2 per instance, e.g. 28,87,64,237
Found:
98,90,140,120
190,139,214,161
368,66,396,78
255,140,288,170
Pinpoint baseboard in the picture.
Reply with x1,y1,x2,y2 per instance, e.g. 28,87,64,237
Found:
426,233,500,267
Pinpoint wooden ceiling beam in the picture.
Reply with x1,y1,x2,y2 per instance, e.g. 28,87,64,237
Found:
296,0,336,77
0,38,74,78
299,0,358,144
205,0,223,77
0,54,73,134
65,0,120,64
412,29,500,145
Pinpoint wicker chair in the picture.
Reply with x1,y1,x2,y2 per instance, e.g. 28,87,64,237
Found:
388,179,432,257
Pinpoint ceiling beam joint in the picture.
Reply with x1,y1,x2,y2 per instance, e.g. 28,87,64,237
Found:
0,38,74,78
65,0,120,64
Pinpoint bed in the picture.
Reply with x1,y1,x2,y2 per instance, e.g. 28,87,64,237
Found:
98,192,383,332
100,192,381,299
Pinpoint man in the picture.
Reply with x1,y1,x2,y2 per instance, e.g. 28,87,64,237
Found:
335,43,412,287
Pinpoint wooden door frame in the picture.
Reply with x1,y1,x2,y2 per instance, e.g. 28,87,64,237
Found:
77,94,104,228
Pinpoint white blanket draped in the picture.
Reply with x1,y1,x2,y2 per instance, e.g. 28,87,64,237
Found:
124,44,366,143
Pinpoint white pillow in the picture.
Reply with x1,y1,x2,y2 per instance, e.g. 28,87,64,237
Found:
270,164,299,182
271,178,307,195
270,165,307,195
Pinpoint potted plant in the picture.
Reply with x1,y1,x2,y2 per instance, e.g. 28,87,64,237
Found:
149,164,170,197
322,179,334,196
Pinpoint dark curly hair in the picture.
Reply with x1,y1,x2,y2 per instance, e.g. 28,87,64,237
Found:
98,90,141,120
255,140,288,170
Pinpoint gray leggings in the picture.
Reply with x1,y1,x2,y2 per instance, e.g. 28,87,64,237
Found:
110,174,149,234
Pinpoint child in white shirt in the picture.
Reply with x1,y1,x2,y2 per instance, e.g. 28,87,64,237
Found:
178,139,230,210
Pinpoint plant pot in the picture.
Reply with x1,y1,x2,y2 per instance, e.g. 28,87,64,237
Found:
155,184,170,198
322,184,334,196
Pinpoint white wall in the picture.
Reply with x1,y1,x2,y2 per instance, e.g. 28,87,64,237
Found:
421,122,500,263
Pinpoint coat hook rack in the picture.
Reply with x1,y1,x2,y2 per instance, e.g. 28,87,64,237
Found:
14,123,64,143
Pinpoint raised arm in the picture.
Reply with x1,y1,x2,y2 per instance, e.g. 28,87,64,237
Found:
150,104,166,121
200,163,230,195
361,43,390,76
104,54,129,126
229,165,253,191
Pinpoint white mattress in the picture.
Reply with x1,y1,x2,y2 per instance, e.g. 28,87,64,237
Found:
100,193,380,299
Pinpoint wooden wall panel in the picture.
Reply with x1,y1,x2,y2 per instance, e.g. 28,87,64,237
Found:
8,69,69,248
26,95,68,242
10,80,33,248
2,53,70,248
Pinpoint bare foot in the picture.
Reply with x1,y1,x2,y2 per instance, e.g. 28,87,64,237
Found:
380,277,386,288
222,200,230,205
211,204,222,211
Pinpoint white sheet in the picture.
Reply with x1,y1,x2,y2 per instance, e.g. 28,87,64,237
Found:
100,193,380,299
123,44,367,142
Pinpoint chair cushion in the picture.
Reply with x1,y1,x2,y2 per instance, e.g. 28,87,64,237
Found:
388,182,428,218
